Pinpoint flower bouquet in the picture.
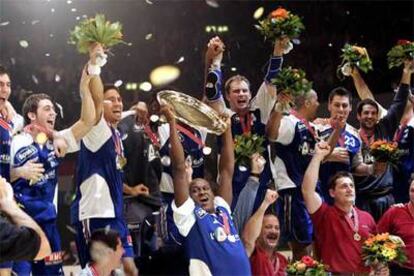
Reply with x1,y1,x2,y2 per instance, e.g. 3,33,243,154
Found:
234,133,265,168
337,44,373,79
271,67,313,112
362,233,407,267
369,140,406,167
256,7,304,53
286,256,328,276
69,14,126,54
387,40,414,69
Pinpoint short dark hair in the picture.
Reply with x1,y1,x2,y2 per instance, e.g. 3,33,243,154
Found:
90,228,120,251
103,83,120,94
22,93,52,125
328,171,354,190
357,98,378,115
329,87,352,104
0,65,9,76
224,75,250,96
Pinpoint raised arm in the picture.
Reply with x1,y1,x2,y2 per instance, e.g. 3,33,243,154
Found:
351,68,387,118
266,92,291,141
242,189,278,257
302,141,331,214
204,36,227,115
161,104,189,207
217,117,234,206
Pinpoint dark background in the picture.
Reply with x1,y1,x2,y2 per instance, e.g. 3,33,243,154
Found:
1,0,413,263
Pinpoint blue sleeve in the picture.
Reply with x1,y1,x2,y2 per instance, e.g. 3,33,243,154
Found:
205,68,222,101
379,83,410,138
264,56,283,83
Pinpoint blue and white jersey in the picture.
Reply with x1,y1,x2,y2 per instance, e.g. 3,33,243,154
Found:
10,127,76,223
272,114,319,191
393,117,414,203
0,114,23,181
172,196,251,276
318,123,363,203
71,116,125,223
158,123,207,194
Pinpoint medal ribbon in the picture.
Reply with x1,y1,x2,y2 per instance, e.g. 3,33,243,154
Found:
90,263,99,276
176,124,204,148
218,211,231,235
344,207,359,238
393,123,407,143
109,124,122,156
359,128,375,147
24,123,54,139
290,110,318,141
143,124,160,148
0,118,11,131
239,113,252,134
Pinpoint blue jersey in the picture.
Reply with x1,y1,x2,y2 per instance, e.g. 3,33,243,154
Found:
172,197,251,275
71,117,125,224
318,123,363,203
0,118,13,181
393,118,414,203
158,123,206,194
11,133,61,223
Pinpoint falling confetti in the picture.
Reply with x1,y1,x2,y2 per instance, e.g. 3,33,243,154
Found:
139,82,152,92
114,80,123,87
67,0,72,4
231,67,237,72
127,42,133,46
253,7,264,19
56,102,64,118
145,0,153,4
32,75,39,84
55,74,61,82
145,33,153,40
328,43,333,47
10,58,16,65
0,21,10,26
31,20,40,25
49,33,54,38
51,8,55,13
176,56,185,64
205,0,219,8
45,53,50,57
292,38,301,45
19,40,29,48
76,16,80,20
71,8,77,12
150,65,180,86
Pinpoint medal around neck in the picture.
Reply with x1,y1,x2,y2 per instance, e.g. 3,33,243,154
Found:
161,156,171,167
35,132,48,145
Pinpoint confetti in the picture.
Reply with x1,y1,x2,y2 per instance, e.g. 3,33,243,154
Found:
71,8,77,12
19,40,29,48
55,74,61,82
31,20,40,25
45,53,50,57
10,58,16,65
56,102,64,118
49,33,54,38
145,33,153,40
114,80,123,87
139,82,152,92
32,75,39,84
328,43,333,47
231,67,237,72
205,0,219,8
150,65,180,86
253,7,264,19
176,56,185,64
76,16,80,20
51,8,55,13
67,0,72,4
145,0,153,4
0,21,10,26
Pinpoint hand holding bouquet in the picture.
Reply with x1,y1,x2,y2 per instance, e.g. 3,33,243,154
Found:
337,44,373,79
271,67,313,112
369,140,406,167
256,7,304,53
234,133,265,168
387,39,414,69
286,256,328,276
362,233,407,267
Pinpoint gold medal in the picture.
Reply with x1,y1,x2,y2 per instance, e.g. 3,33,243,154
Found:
117,155,127,170
354,232,361,241
35,132,48,145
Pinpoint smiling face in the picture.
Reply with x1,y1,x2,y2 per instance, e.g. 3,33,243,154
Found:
189,178,215,213
225,79,251,113
23,94,57,132
257,214,280,251
329,95,351,122
0,73,11,110
357,104,378,131
103,88,123,125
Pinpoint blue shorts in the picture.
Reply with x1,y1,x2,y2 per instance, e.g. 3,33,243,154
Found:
74,217,134,268
13,221,63,276
277,188,313,244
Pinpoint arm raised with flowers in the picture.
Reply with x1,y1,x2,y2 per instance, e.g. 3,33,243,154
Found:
217,116,234,206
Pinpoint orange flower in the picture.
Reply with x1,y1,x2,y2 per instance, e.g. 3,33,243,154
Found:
375,233,390,242
385,242,397,250
364,237,375,246
271,8,289,19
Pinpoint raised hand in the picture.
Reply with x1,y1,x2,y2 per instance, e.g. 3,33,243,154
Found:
53,136,68,158
206,36,225,66
274,36,291,56
263,189,279,206
159,103,176,124
250,153,266,175
314,141,331,160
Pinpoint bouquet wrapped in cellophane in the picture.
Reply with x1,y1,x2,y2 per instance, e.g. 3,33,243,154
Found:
387,39,414,69
362,233,407,267
337,44,373,79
